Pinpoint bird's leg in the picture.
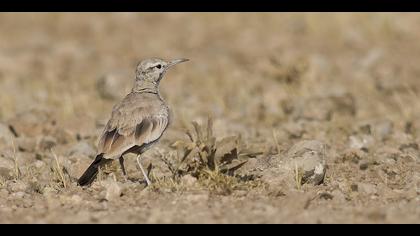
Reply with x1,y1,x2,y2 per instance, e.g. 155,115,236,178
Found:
136,155,152,186
119,156,128,182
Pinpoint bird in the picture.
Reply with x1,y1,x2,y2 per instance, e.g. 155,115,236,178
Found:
78,58,189,186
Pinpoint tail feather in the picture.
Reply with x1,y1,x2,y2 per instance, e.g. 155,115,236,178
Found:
78,154,106,186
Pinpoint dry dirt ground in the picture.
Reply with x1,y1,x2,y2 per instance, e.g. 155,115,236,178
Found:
0,13,419,224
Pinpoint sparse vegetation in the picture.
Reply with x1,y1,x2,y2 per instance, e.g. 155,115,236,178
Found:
50,149,68,189
0,13,418,223
294,164,303,190
168,118,261,178
155,117,264,194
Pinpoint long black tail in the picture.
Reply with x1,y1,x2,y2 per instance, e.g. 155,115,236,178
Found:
78,154,107,186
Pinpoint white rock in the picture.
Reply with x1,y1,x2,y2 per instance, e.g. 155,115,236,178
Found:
10,191,25,198
349,135,374,150
71,195,82,204
358,183,377,195
59,195,83,205
286,140,327,185
34,160,45,169
181,174,198,187
312,163,326,184
8,181,29,193
103,179,122,201
42,186,58,196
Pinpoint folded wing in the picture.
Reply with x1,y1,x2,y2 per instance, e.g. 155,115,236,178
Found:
98,112,168,160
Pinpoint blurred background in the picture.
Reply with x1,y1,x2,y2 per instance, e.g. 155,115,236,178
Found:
1,13,420,135
0,13,419,223
0,13,420,126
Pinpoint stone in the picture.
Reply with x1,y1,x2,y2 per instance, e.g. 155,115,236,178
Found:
349,135,374,151
181,174,198,187
42,186,58,196
358,183,377,195
259,167,294,190
10,191,25,198
285,140,327,185
70,195,83,205
341,148,365,163
359,160,369,170
34,160,45,169
102,179,122,201
8,180,29,193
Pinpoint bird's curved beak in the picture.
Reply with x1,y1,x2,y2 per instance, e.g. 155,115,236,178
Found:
167,58,189,68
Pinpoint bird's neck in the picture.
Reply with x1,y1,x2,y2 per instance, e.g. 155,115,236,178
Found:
132,80,159,94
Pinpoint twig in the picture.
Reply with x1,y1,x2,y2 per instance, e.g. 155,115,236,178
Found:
295,163,302,190
10,135,20,180
51,149,67,188
272,130,281,155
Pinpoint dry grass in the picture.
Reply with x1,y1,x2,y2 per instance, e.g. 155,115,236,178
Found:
50,150,69,189
0,13,419,223
153,117,264,194
7,136,21,180
0,176,6,188
294,164,303,190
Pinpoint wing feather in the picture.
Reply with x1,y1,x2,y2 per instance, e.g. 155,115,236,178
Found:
98,110,169,159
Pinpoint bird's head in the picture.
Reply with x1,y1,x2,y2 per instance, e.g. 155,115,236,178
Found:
135,58,189,84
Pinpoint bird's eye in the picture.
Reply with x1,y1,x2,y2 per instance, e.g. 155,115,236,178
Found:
155,64,162,69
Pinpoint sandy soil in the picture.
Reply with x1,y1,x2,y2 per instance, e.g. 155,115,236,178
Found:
0,13,419,223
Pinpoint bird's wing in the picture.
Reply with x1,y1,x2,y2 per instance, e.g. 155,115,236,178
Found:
97,95,169,159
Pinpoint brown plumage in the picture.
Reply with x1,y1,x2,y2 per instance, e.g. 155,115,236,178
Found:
78,58,188,186
98,92,170,159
